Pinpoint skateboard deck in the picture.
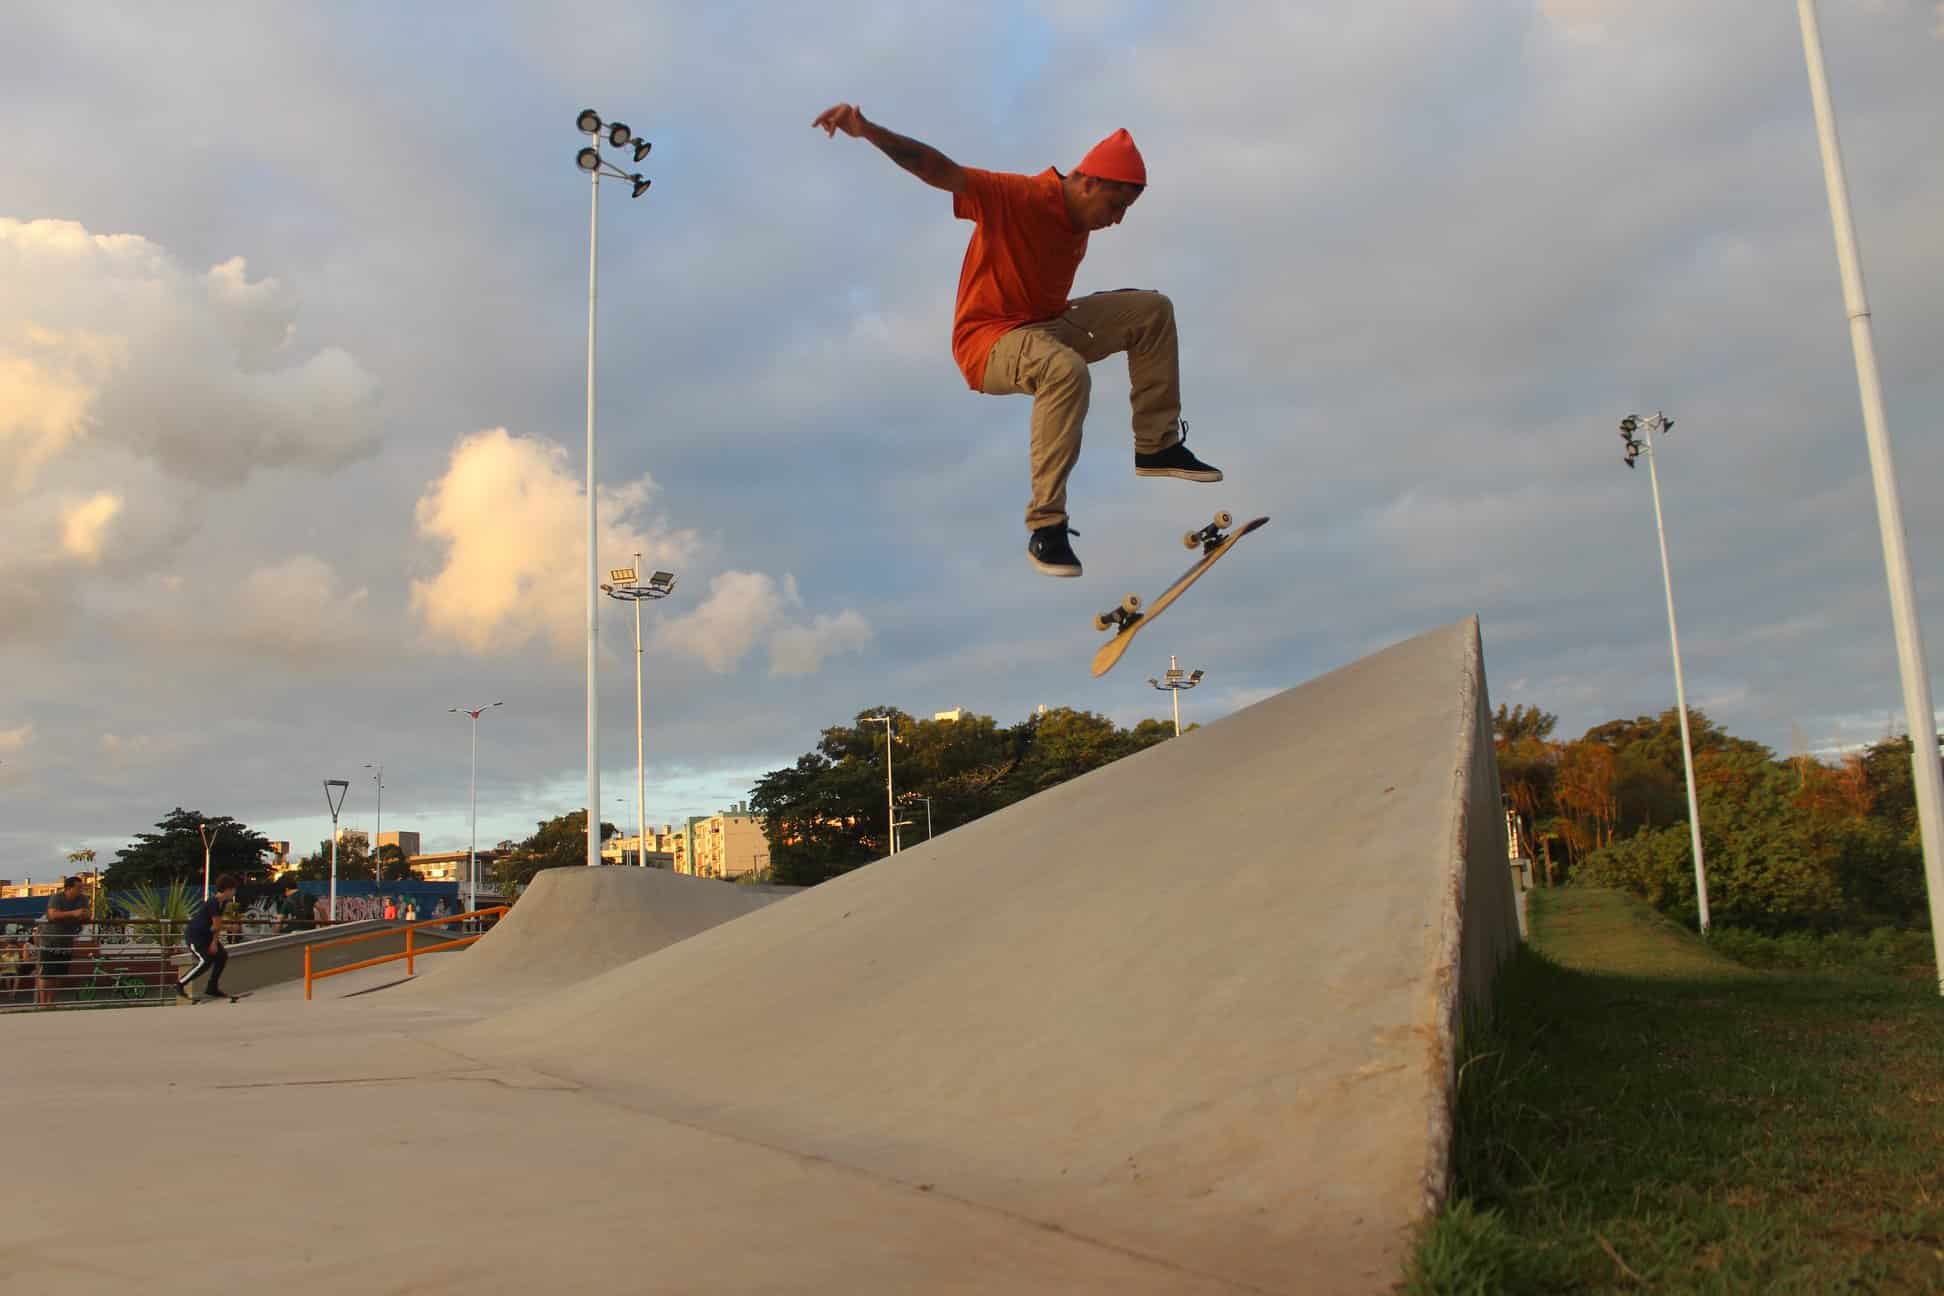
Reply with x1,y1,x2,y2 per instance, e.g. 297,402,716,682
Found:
195,991,252,1004
1090,512,1269,678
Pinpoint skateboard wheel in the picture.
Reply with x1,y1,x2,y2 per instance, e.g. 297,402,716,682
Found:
1183,530,1202,550
1093,612,1113,632
1121,593,1142,614
1213,511,1233,530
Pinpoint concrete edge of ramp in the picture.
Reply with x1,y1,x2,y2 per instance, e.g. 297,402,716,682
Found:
1420,616,1522,1217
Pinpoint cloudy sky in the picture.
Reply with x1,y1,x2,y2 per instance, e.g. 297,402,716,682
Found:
3,0,1940,873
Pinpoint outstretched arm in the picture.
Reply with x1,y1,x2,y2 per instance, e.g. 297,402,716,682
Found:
812,104,965,194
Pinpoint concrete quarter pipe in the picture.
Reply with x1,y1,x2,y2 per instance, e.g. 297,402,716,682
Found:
450,615,1520,1292
0,617,1517,1295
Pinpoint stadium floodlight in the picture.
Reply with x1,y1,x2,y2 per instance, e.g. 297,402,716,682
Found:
577,147,601,172
1613,410,1711,934
576,108,602,134
631,139,652,163
607,121,632,147
1147,654,1205,737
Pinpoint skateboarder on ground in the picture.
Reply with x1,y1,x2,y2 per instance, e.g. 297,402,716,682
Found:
176,875,237,1003
812,104,1222,578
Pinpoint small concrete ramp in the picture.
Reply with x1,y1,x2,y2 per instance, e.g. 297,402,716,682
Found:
412,864,795,999
455,618,1519,1293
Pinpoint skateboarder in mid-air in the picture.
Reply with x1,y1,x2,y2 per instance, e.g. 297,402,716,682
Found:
812,104,1223,578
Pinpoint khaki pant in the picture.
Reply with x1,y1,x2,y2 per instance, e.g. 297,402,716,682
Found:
979,289,1182,531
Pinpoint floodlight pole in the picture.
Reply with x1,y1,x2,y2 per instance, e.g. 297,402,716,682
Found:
603,558,678,871
450,703,502,917
323,779,350,922
575,109,655,874
1148,655,1205,738
584,117,603,872
1799,0,1944,992
1618,414,1711,934
365,763,384,888
864,716,896,857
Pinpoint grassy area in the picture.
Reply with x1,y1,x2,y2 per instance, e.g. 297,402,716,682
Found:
1409,887,1944,1294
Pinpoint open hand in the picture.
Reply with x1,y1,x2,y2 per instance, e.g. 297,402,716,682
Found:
812,103,868,139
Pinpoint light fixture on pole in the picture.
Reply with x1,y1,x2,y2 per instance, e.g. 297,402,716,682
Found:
603,559,678,872
323,779,350,923
198,819,227,901
1147,655,1205,737
1798,0,1944,995
573,108,657,876
449,702,503,918
862,715,897,857
364,763,385,888
1617,412,1711,934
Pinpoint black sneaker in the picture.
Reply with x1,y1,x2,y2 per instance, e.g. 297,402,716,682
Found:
175,984,192,1001
1026,524,1083,578
1135,422,1223,482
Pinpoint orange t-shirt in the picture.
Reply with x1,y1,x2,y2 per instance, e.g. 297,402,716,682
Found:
950,167,1089,390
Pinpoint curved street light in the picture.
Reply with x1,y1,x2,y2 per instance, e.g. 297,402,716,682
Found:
449,702,503,917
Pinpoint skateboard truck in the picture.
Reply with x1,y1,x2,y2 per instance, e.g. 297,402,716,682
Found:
1182,510,1235,555
1092,593,1144,633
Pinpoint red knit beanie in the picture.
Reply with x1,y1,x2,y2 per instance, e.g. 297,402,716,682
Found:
1076,128,1146,186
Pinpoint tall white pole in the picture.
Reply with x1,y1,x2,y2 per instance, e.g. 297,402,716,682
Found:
1799,0,1944,992
585,128,602,870
1642,417,1711,933
1172,678,1182,738
328,821,338,922
885,722,896,857
371,766,383,890
635,553,647,868
468,715,478,915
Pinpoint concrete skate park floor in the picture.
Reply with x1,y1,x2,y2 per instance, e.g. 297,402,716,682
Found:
3,620,1517,1295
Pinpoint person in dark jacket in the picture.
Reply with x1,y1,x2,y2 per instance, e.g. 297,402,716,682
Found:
176,875,237,1003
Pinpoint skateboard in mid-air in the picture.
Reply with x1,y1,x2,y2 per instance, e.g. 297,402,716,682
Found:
1090,511,1270,678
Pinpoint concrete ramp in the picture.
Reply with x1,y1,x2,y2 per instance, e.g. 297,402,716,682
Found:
410,864,794,1000
454,617,1519,1293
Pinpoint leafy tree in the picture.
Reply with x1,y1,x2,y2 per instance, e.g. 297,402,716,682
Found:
376,843,412,883
106,808,271,891
1493,704,1557,745
296,835,368,883
752,703,1174,887
496,810,618,888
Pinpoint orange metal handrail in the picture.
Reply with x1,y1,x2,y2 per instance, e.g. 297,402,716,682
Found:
304,906,508,1001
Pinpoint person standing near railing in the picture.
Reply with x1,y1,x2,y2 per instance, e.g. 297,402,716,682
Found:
175,875,238,1004
37,876,88,1006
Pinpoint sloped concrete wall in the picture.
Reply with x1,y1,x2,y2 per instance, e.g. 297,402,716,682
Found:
451,617,1519,1294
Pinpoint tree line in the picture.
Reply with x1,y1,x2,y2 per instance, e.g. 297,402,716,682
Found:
750,705,1175,885
1496,703,1931,933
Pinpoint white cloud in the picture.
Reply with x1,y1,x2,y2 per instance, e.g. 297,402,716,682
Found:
658,572,874,677
231,555,371,660
412,428,701,658
0,217,381,489
60,492,122,561
770,610,874,677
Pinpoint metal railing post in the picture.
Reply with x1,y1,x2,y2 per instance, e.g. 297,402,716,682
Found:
304,945,313,1001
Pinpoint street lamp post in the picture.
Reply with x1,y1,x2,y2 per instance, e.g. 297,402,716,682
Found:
1618,412,1711,934
364,763,384,890
574,109,656,875
902,795,934,844
1798,0,1944,994
1148,655,1206,737
602,560,678,872
198,819,227,901
862,715,897,857
449,702,503,917
323,779,349,922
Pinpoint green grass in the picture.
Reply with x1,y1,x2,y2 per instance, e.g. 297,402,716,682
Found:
1408,887,1944,1294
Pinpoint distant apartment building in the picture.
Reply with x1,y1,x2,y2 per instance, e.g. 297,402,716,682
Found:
601,803,771,880
406,850,498,884
0,880,65,900
378,831,422,859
